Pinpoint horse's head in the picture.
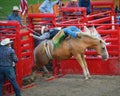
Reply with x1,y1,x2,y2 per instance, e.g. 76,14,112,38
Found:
83,26,109,60
93,39,109,60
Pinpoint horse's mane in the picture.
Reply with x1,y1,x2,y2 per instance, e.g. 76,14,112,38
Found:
81,26,101,38
80,26,106,45
65,26,103,42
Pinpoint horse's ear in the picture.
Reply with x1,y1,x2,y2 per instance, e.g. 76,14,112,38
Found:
83,26,91,33
92,26,99,35
89,26,102,39
100,39,106,45
83,26,91,36
89,26,96,35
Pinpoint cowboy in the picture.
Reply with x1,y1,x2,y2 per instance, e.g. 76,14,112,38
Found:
6,6,22,26
0,38,22,96
39,0,60,14
30,26,81,47
53,26,81,47
30,26,61,41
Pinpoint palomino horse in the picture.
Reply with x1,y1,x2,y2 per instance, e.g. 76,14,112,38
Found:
34,27,109,79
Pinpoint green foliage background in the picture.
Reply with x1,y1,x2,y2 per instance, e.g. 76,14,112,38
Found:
0,0,43,18
0,0,67,19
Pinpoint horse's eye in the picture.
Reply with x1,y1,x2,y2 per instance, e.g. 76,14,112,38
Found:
102,47,105,50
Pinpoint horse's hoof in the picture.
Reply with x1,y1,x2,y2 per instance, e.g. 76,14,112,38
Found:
85,77,89,80
30,76,36,82
88,76,91,79
88,75,91,79
42,73,52,78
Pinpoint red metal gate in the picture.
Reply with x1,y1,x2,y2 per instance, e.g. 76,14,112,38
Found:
26,8,120,76
0,21,34,95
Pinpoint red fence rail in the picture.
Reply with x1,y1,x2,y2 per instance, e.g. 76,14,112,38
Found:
91,1,114,14
26,8,120,76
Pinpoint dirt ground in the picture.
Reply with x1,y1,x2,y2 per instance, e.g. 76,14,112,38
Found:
11,74,120,96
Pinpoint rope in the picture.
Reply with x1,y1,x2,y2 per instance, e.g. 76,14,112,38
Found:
44,41,53,60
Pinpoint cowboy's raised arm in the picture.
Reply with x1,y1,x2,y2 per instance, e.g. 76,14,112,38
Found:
39,0,48,13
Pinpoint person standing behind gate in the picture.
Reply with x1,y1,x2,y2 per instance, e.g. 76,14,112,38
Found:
0,38,22,96
6,6,23,26
39,0,60,14
65,0,80,16
66,0,79,7
78,0,91,15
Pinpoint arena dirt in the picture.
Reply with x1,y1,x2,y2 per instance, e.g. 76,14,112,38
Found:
11,74,120,96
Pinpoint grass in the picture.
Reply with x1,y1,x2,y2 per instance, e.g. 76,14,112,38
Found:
0,0,67,19
0,0,45,19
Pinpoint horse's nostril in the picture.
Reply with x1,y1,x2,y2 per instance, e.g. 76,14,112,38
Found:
102,55,108,60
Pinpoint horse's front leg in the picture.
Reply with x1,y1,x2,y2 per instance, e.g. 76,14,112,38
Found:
81,54,91,79
74,54,89,79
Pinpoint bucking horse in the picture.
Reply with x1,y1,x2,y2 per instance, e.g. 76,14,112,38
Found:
33,26,109,79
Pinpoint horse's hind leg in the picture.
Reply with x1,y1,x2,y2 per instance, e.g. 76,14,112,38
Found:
75,54,88,79
42,66,52,77
42,66,49,73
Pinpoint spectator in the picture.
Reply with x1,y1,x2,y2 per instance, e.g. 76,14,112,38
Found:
39,0,59,14
65,0,79,7
115,5,119,13
78,0,91,15
0,38,22,96
6,6,23,26
64,0,80,16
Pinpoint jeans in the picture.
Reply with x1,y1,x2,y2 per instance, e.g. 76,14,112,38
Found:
78,0,91,15
0,67,22,96
63,26,80,38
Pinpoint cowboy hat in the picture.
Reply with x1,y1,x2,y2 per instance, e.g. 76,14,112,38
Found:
0,38,13,46
13,6,20,11
71,0,77,1
41,26,46,34
55,27,62,30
